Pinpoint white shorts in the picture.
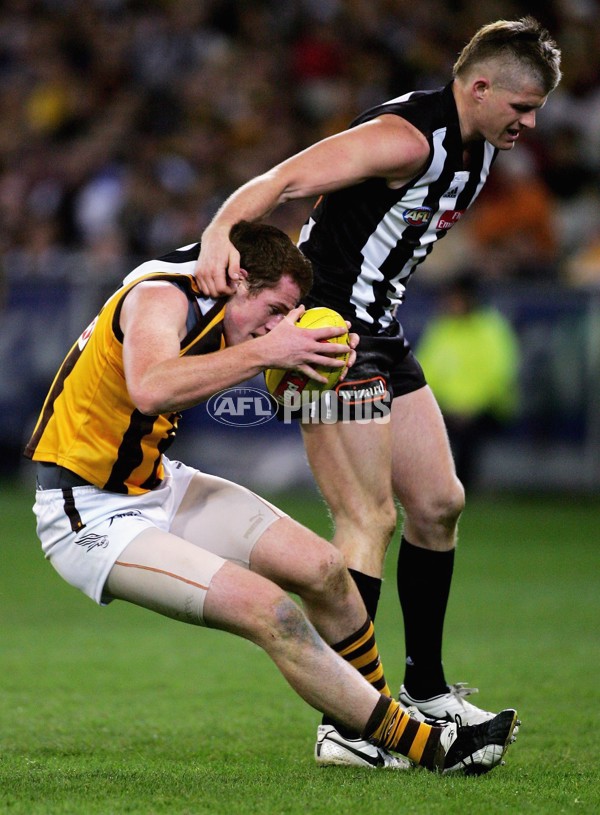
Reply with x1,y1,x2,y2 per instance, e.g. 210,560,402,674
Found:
33,457,286,607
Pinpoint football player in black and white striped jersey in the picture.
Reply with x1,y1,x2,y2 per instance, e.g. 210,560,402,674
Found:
195,18,561,767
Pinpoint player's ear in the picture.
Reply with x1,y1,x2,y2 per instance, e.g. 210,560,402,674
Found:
226,266,247,293
472,78,490,102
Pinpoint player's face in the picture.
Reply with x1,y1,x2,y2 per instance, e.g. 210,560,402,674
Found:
475,81,547,150
224,274,301,346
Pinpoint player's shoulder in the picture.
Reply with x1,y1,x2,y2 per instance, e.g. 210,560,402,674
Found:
352,84,452,140
353,112,429,180
352,86,443,123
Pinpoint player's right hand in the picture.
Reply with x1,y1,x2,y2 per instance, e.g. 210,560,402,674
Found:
195,226,241,298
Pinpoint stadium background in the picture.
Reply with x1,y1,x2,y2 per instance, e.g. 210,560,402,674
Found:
1,0,600,494
2,6,599,812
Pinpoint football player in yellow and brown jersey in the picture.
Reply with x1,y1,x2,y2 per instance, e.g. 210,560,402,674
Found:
26,263,226,495
24,220,518,774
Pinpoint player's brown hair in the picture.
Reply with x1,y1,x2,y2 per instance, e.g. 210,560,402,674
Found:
453,16,562,94
229,221,313,299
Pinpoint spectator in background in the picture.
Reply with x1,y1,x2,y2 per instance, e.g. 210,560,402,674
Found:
0,1,597,274
463,147,559,281
416,273,521,490
562,223,600,288
538,124,599,264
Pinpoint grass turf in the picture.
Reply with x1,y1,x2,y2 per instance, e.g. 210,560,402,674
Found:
1,480,599,814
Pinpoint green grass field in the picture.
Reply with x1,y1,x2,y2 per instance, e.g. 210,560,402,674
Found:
1,480,599,814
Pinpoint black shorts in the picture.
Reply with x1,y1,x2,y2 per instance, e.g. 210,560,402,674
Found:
277,320,427,423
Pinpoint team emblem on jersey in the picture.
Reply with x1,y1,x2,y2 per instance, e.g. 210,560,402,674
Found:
402,207,433,227
78,315,98,351
436,210,465,230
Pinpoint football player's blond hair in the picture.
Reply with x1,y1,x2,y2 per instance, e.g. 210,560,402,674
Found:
453,17,562,94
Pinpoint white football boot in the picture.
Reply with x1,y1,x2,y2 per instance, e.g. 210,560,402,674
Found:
315,724,412,769
399,683,497,725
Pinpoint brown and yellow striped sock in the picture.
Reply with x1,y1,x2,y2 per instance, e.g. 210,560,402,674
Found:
332,616,390,695
363,696,443,769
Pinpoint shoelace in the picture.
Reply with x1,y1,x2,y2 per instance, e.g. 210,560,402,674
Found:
448,682,479,699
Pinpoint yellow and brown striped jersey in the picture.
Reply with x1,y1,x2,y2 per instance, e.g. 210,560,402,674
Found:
25,245,226,495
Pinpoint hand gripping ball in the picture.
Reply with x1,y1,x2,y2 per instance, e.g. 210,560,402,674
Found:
264,307,350,406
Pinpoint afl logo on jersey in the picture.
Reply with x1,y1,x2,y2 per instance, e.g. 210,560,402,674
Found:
402,207,433,227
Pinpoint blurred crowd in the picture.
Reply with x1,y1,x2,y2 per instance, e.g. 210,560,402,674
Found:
1,0,600,291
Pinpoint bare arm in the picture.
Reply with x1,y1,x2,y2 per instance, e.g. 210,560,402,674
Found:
196,115,430,297
121,282,355,415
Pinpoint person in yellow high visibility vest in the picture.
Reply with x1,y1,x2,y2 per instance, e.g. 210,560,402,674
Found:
417,272,520,490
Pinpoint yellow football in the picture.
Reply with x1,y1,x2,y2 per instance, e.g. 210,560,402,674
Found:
265,307,350,406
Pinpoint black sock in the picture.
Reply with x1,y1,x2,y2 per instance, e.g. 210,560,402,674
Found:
348,568,382,621
397,536,454,699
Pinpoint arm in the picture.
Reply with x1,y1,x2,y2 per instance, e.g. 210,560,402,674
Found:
121,282,355,415
196,115,430,297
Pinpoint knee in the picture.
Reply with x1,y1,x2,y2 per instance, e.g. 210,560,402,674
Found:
441,478,466,524
295,541,354,604
336,495,398,551
407,477,465,533
313,543,353,599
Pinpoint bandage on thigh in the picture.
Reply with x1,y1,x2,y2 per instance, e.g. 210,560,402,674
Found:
105,527,226,625
169,472,285,566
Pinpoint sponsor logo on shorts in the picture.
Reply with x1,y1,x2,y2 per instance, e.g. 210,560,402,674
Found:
206,387,278,427
108,510,142,526
436,210,465,230
280,384,391,424
76,533,109,552
402,207,432,227
335,376,388,405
